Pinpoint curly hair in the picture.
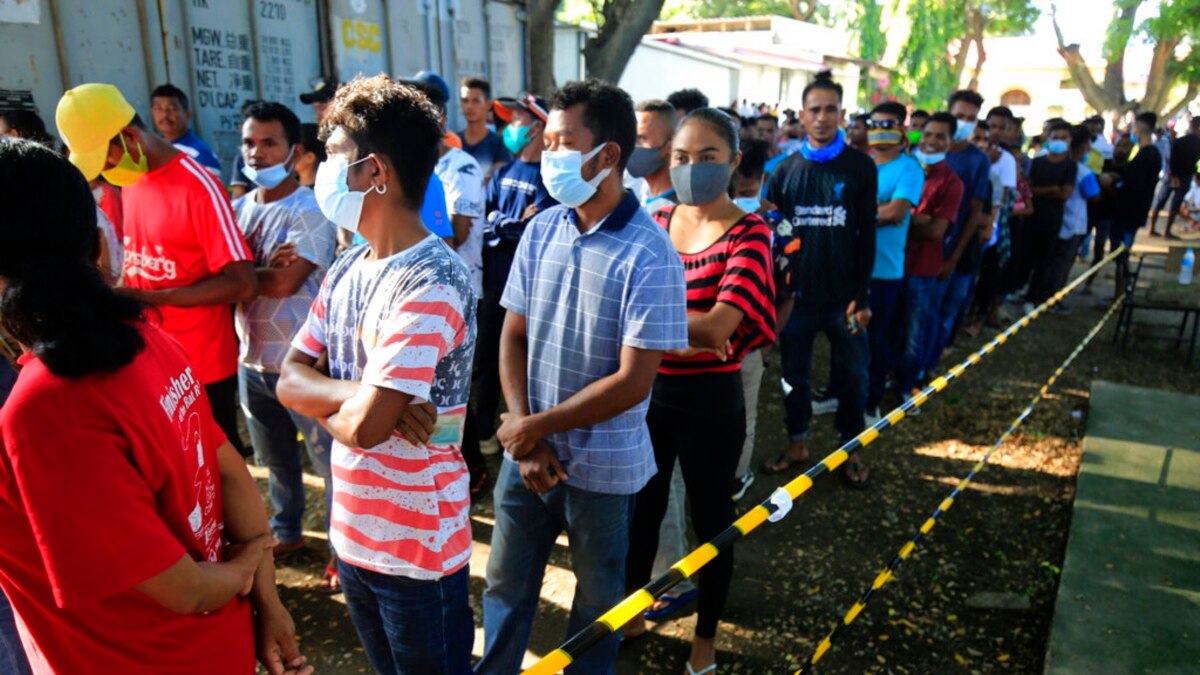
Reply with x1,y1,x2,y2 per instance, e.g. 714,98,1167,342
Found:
320,75,442,211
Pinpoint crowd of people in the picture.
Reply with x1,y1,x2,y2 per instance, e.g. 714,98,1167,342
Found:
0,65,1192,675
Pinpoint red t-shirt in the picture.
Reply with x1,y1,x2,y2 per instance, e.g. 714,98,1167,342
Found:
122,154,252,384
905,161,965,277
654,207,777,374
0,324,254,674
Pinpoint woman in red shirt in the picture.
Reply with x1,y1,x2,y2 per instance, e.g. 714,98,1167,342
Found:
623,108,776,674
0,139,310,675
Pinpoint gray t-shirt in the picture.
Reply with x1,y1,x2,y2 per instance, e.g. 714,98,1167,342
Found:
233,186,337,372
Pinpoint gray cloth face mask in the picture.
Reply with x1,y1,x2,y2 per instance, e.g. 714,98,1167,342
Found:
670,162,732,205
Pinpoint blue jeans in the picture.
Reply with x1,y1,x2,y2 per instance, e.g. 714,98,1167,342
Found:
779,303,869,442
897,275,941,393
478,459,635,675
867,279,904,411
924,272,974,372
0,589,30,675
338,561,473,675
238,366,333,545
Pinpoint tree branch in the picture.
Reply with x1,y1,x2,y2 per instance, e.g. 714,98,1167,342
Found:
789,0,817,22
1163,80,1200,121
1050,1,1123,112
583,0,668,83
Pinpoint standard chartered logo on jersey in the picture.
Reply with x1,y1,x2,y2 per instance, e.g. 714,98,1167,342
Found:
124,241,179,281
782,204,848,235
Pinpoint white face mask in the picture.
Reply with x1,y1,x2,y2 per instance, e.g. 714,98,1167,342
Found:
541,143,613,208
313,155,385,234
243,146,295,189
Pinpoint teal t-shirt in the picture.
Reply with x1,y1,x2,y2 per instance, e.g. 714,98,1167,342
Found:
874,153,925,280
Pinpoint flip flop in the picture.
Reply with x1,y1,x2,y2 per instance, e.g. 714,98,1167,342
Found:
319,562,340,593
686,662,717,675
842,459,870,490
761,452,809,475
643,589,698,620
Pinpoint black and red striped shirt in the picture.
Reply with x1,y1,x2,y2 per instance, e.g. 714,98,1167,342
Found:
654,207,776,375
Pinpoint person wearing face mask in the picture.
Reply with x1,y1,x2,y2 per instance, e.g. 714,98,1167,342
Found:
276,75,476,673
1083,133,1132,294
1106,112,1163,301
898,113,964,404
231,102,337,566
621,108,775,674
628,99,679,213
920,90,991,372
1023,120,1077,313
864,102,924,424
759,72,876,489
477,79,688,675
56,83,256,458
470,94,555,461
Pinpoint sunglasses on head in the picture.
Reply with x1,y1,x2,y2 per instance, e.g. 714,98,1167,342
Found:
866,119,901,130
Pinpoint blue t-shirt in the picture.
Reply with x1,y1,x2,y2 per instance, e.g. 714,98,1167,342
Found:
353,175,450,245
873,153,925,280
172,129,222,179
944,144,992,256
760,153,790,198
459,129,512,173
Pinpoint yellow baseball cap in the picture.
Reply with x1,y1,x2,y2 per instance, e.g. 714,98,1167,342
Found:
56,83,136,180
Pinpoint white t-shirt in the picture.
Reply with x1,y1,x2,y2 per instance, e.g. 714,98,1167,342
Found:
95,206,123,283
993,149,1018,192
435,148,486,298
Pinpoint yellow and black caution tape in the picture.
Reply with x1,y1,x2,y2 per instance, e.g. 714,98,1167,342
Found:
794,295,1126,674
522,247,1125,675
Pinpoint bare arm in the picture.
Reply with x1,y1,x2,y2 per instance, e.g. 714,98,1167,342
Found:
1031,184,1074,200
255,259,317,299
500,343,664,460
774,294,795,336
449,215,473,248
910,212,951,240
686,304,745,351
944,198,983,269
133,537,269,615
499,311,530,417
322,383,415,450
132,261,258,307
877,198,915,225
277,348,359,419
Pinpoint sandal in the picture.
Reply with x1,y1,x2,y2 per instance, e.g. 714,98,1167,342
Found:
686,662,717,675
842,458,870,490
643,589,698,620
319,562,340,593
761,452,809,475
469,467,490,496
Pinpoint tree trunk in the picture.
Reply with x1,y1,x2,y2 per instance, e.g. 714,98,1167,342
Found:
582,0,667,84
526,0,560,95
1140,37,1181,114
968,33,986,92
1100,1,1142,106
1050,4,1124,113
789,0,817,22
964,7,985,91
1163,81,1200,121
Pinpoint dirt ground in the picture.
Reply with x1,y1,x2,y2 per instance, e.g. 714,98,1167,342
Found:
256,241,1200,674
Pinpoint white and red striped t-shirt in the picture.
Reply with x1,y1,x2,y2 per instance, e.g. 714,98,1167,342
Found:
293,235,477,579
121,153,252,384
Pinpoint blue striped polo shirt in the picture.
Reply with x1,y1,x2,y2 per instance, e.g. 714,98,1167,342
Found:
501,191,688,494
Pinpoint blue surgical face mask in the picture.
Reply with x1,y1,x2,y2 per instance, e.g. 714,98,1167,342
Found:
1131,132,1139,144
954,119,977,143
541,143,612,208
1046,139,1070,155
734,196,762,213
313,155,385,234
914,149,946,166
243,146,295,189
503,124,535,155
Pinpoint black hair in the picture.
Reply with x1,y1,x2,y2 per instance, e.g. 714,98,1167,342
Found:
151,83,190,110
240,99,263,120
802,70,843,105
1043,117,1066,129
986,105,1013,121
0,110,53,146
911,109,930,120
852,113,870,124
1047,119,1072,135
667,88,709,116
1135,111,1158,129
243,101,301,146
299,122,326,162
0,139,145,377
757,113,779,126
635,99,677,129
870,101,907,122
679,107,740,156
461,76,491,99
736,137,769,180
947,89,984,111
1070,124,1092,150
925,111,958,136
321,74,442,211
1085,114,1105,129
551,79,637,171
